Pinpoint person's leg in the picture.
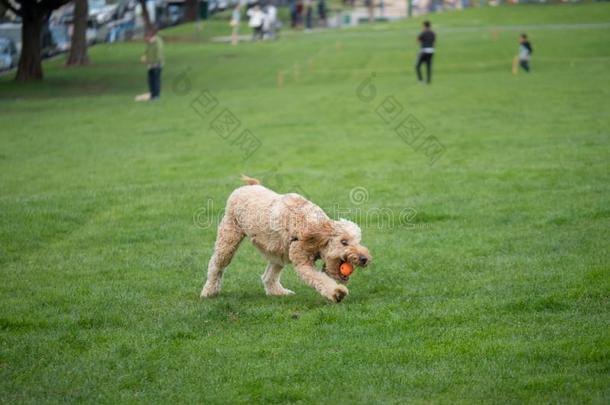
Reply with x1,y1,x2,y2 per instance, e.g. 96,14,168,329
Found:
415,52,424,82
156,67,162,98
147,68,154,96
150,68,158,99
520,60,530,73
426,53,433,83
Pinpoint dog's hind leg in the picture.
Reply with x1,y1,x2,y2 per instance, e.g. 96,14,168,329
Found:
261,262,294,296
200,215,244,298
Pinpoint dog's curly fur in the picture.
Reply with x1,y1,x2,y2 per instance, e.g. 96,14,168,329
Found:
200,175,372,303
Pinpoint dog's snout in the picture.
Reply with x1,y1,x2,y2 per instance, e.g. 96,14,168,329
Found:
359,255,368,266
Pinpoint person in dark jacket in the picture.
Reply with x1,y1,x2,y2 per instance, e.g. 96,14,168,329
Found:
317,0,327,27
415,20,436,84
518,33,533,72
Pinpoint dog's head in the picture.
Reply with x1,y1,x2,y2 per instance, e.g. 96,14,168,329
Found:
302,218,371,284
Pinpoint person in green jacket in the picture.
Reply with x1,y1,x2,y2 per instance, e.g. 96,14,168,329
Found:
140,30,164,100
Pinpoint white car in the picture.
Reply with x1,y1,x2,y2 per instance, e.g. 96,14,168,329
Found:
0,38,18,71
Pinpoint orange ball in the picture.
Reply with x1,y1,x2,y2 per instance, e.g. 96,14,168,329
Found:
339,262,354,277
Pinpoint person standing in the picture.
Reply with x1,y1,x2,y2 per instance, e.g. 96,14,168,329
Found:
296,0,304,29
317,0,327,27
230,4,241,46
290,0,298,28
415,20,435,84
365,0,374,23
141,30,164,100
518,33,533,73
247,4,264,40
264,3,277,39
304,0,313,31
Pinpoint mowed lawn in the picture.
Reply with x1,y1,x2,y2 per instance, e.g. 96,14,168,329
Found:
1,3,609,403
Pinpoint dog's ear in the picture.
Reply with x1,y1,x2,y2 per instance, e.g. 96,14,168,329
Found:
337,218,362,241
300,220,333,253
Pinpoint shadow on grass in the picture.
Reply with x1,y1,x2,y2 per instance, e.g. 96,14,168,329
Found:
0,69,145,100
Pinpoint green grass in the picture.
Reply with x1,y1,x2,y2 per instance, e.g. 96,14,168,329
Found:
1,3,609,403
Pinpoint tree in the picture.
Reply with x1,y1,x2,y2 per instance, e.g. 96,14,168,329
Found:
138,0,153,32
0,0,71,81
184,0,197,22
66,0,89,66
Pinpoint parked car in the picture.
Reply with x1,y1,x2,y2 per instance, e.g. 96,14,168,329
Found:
0,22,22,53
208,0,229,14
89,0,119,25
50,24,70,53
0,37,18,70
157,4,184,28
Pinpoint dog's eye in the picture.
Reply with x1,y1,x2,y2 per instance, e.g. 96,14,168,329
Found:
341,239,349,246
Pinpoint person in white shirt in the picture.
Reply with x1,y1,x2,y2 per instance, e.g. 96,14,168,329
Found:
263,4,277,39
247,4,264,41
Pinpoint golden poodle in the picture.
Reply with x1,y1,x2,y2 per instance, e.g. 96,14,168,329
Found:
200,176,371,303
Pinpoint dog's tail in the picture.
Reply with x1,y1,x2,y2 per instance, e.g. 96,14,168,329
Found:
240,174,261,186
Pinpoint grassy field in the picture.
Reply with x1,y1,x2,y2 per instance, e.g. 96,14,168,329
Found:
1,3,609,403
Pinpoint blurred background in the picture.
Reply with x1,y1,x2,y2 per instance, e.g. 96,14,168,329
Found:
1,0,605,77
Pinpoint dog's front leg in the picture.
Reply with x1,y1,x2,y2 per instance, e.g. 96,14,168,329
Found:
289,241,348,303
292,262,348,303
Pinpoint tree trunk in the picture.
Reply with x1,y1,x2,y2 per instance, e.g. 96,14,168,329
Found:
66,0,89,66
16,13,43,81
184,0,197,22
138,0,154,32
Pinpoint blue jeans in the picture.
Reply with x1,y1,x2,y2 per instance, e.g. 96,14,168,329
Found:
148,66,162,99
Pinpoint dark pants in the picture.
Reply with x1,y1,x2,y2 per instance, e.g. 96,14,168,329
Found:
305,7,312,29
291,8,297,27
519,60,530,73
147,66,162,99
416,52,433,83
253,25,263,40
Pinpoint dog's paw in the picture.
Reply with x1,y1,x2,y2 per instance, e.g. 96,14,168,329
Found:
200,289,217,298
200,283,219,298
265,286,295,296
328,285,349,303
